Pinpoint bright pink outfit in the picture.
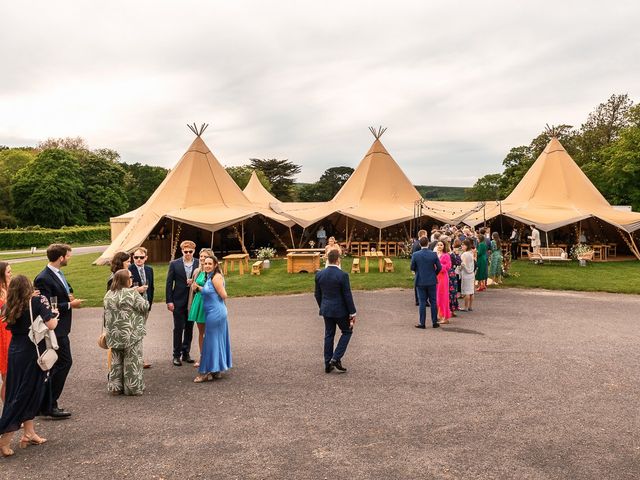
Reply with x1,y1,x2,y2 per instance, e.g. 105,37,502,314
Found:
436,254,452,320
0,298,10,376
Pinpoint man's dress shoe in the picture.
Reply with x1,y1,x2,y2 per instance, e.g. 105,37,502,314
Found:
329,359,347,372
414,324,426,329
325,364,334,373
182,354,195,364
41,407,71,419
173,357,182,366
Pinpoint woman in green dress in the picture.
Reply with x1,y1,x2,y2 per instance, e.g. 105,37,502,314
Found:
104,269,149,396
475,234,488,291
489,232,503,285
188,248,214,368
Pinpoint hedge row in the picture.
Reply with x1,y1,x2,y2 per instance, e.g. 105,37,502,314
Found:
0,225,110,249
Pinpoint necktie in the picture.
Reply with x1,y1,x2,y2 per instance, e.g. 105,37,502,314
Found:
59,270,71,294
139,267,146,284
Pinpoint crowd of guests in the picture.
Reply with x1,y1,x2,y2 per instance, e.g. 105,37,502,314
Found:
409,225,506,328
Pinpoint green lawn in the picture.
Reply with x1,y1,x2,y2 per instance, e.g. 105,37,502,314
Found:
8,254,639,307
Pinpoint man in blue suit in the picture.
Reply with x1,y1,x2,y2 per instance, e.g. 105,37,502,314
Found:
314,249,357,373
410,236,442,329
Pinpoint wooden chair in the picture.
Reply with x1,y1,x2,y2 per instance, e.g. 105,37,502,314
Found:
384,258,394,272
350,242,360,257
360,242,370,254
387,242,397,256
378,241,387,256
607,243,617,257
351,258,361,274
519,243,530,259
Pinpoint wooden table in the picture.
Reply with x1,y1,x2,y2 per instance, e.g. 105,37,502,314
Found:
591,244,609,261
364,251,384,273
287,253,321,273
222,253,250,275
286,248,325,254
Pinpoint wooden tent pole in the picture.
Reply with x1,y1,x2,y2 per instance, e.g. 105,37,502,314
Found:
210,231,214,249
289,227,295,249
299,228,306,248
627,231,640,260
378,228,382,246
346,216,349,249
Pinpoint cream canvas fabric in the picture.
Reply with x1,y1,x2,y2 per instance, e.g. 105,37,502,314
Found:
242,172,296,227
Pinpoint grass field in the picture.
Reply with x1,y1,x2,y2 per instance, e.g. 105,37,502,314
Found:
7,254,639,307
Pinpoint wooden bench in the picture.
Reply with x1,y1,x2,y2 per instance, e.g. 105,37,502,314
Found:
384,258,394,272
527,247,569,263
251,260,264,275
351,257,361,274
577,251,594,262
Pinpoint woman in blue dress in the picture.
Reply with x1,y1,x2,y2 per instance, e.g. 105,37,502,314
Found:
193,256,231,383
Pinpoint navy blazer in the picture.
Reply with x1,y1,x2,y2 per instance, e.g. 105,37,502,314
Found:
34,266,73,336
165,258,199,308
129,264,155,310
314,265,356,319
410,248,442,287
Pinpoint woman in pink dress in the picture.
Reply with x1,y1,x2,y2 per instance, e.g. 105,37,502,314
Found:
435,241,452,324
0,262,12,402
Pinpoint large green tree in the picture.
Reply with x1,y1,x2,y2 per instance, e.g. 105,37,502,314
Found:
465,173,502,201
0,148,36,226
297,166,354,201
12,149,86,227
225,166,271,191
121,163,169,211
248,158,301,201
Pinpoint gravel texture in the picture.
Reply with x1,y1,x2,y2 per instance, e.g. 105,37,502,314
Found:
1,287,639,479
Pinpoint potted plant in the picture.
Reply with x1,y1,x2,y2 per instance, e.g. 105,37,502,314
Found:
256,247,277,268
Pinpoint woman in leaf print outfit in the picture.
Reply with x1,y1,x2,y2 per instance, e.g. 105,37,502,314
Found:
103,269,149,395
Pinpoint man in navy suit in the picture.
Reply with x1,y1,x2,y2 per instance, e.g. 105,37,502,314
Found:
34,243,83,418
410,236,442,329
130,246,154,369
314,249,357,373
166,240,199,366
411,229,428,306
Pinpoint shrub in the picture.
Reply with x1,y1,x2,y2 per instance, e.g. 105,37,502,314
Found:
0,225,110,249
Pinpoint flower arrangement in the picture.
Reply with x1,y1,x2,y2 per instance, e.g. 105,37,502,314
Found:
570,244,593,260
256,247,277,260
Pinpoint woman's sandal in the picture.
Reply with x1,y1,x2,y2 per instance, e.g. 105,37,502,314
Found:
193,373,213,383
1,446,14,457
19,435,47,449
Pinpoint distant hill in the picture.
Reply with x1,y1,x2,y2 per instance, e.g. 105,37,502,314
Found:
415,185,468,201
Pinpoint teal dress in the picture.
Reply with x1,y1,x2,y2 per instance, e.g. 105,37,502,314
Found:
188,271,207,324
489,240,503,277
475,242,488,281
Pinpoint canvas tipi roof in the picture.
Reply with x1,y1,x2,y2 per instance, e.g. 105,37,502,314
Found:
95,135,257,264
461,137,640,232
242,171,296,227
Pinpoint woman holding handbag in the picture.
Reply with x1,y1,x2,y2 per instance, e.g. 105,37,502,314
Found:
0,275,58,457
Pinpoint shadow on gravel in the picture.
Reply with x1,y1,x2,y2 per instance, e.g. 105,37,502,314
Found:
441,326,485,335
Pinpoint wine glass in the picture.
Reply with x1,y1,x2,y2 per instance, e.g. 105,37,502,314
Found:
49,296,58,313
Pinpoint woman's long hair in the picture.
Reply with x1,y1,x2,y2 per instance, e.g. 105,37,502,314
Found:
4,275,34,325
204,255,223,279
0,261,9,300
492,232,501,249
110,252,131,274
110,269,131,292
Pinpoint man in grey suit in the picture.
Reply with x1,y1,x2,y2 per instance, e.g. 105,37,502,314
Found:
314,250,357,373
410,237,442,329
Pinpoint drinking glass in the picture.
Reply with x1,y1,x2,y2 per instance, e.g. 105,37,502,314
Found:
49,296,58,311
132,282,139,288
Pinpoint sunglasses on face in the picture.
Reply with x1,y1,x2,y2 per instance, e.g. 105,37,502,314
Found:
182,250,194,254
133,256,145,260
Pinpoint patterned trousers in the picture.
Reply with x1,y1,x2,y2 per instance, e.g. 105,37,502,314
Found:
108,340,144,396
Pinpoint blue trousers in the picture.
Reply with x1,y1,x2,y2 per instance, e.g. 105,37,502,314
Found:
323,316,352,365
416,285,438,326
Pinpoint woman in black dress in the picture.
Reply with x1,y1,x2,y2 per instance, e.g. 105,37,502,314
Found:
0,275,58,457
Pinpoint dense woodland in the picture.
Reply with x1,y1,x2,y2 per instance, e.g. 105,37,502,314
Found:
1,92,636,229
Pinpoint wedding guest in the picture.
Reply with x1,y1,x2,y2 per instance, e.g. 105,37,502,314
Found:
0,262,12,402
188,248,215,368
411,230,428,306
489,232,504,286
103,269,149,396
129,247,154,369
193,256,231,383
475,234,488,292
435,240,452,324
509,226,520,260
316,225,327,249
324,237,342,256
166,240,199,366
460,240,475,311
449,240,462,316
107,252,132,290
0,276,57,457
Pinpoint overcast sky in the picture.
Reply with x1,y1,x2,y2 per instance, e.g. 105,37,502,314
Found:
1,1,639,187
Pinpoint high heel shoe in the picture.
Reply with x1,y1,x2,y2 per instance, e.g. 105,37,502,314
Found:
19,435,47,449
1,446,14,457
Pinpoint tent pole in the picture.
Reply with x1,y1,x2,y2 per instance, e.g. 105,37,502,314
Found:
289,227,295,249
241,221,245,246
545,231,549,247
299,228,306,248
170,220,175,260
626,231,640,260
346,216,349,249
210,231,214,249
378,228,382,247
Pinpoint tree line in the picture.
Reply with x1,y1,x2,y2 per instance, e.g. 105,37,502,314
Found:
465,94,640,211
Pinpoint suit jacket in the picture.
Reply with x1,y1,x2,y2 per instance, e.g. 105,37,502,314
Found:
410,248,442,287
129,264,155,310
411,240,422,254
34,266,73,336
165,258,199,309
314,265,356,319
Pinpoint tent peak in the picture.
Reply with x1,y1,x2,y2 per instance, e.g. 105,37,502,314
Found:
187,123,209,137
368,126,387,140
